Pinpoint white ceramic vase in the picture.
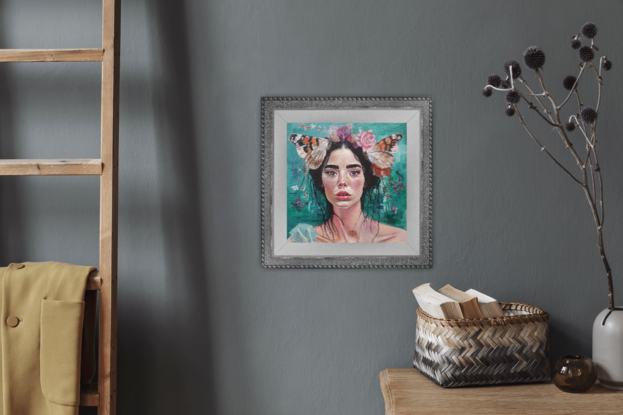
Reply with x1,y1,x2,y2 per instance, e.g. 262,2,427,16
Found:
593,308,623,390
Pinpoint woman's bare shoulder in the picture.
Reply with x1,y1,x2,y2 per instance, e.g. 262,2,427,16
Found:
375,223,407,243
314,225,338,243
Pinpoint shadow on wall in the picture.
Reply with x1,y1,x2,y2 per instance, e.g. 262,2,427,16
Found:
0,7,24,265
549,320,589,358
117,0,218,414
0,0,218,413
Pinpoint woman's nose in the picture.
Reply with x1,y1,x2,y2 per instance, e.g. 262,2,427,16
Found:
338,174,347,187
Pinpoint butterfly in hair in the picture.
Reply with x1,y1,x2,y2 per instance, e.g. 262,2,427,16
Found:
288,131,403,177
288,134,330,169
366,133,402,169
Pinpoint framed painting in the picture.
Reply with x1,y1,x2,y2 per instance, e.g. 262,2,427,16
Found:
261,97,432,268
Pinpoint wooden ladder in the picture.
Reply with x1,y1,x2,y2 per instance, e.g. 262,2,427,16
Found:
0,1,120,414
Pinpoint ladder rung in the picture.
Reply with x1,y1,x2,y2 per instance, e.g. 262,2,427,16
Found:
0,159,102,176
87,271,102,291
0,49,104,63
80,383,99,406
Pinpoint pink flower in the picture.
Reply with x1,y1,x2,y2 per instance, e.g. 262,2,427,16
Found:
299,123,306,129
329,125,337,135
336,125,352,141
357,129,376,151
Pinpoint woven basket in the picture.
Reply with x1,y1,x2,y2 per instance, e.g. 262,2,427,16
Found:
413,302,550,388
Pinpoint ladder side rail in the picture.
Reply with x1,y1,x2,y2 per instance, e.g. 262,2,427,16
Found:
99,0,120,414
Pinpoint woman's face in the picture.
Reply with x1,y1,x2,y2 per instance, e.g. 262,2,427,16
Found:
321,148,365,209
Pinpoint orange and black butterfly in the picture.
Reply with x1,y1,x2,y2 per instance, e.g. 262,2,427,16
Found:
288,132,403,176
366,133,402,169
288,134,330,169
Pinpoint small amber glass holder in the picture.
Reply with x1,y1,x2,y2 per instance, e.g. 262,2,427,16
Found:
551,355,597,393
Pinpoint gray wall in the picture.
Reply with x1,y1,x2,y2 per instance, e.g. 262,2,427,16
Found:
1,0,623,414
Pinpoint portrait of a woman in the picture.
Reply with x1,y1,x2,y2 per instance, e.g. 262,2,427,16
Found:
287,124,407,243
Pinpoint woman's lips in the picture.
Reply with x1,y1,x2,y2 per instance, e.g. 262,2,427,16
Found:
336,191,351,201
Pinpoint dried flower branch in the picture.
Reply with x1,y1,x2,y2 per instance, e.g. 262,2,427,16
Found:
482,22,616,311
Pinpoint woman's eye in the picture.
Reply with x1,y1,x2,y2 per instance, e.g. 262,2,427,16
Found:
324,171,337,176
350,170,361,176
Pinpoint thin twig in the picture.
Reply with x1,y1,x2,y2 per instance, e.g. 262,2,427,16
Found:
484,85,512,93
520,74,582,170
520,91,548,97
569,115,593,150
573,90,595,172
516,91,560,127
518,76,553,119
586,143,597,204
558,63,586,109
591,125,605,224
589,59,605,223
574,90,589,139
573,116,593,170
589,60,600,77
514,105,582,185
536,69,585,168
591,60,604,112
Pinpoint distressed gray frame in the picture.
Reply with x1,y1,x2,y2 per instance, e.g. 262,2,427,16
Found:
261,97,432,268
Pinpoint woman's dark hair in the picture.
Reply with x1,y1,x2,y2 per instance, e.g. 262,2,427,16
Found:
308,140,382,241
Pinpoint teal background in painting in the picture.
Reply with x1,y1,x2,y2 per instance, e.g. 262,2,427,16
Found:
286,123,407,238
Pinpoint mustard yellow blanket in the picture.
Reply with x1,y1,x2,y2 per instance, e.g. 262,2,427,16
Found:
0,262,94,415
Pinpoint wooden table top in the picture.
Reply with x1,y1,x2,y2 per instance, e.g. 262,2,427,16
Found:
379,369,623,414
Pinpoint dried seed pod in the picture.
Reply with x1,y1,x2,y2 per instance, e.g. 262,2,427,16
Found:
563,75,578,91
581,107,598,124
581,22,598,39
571,38,582,50
505,90,521,104
523,46,546,70
504,60,522,79
579,46,595,62
603,59,612,71
487,74,502,88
